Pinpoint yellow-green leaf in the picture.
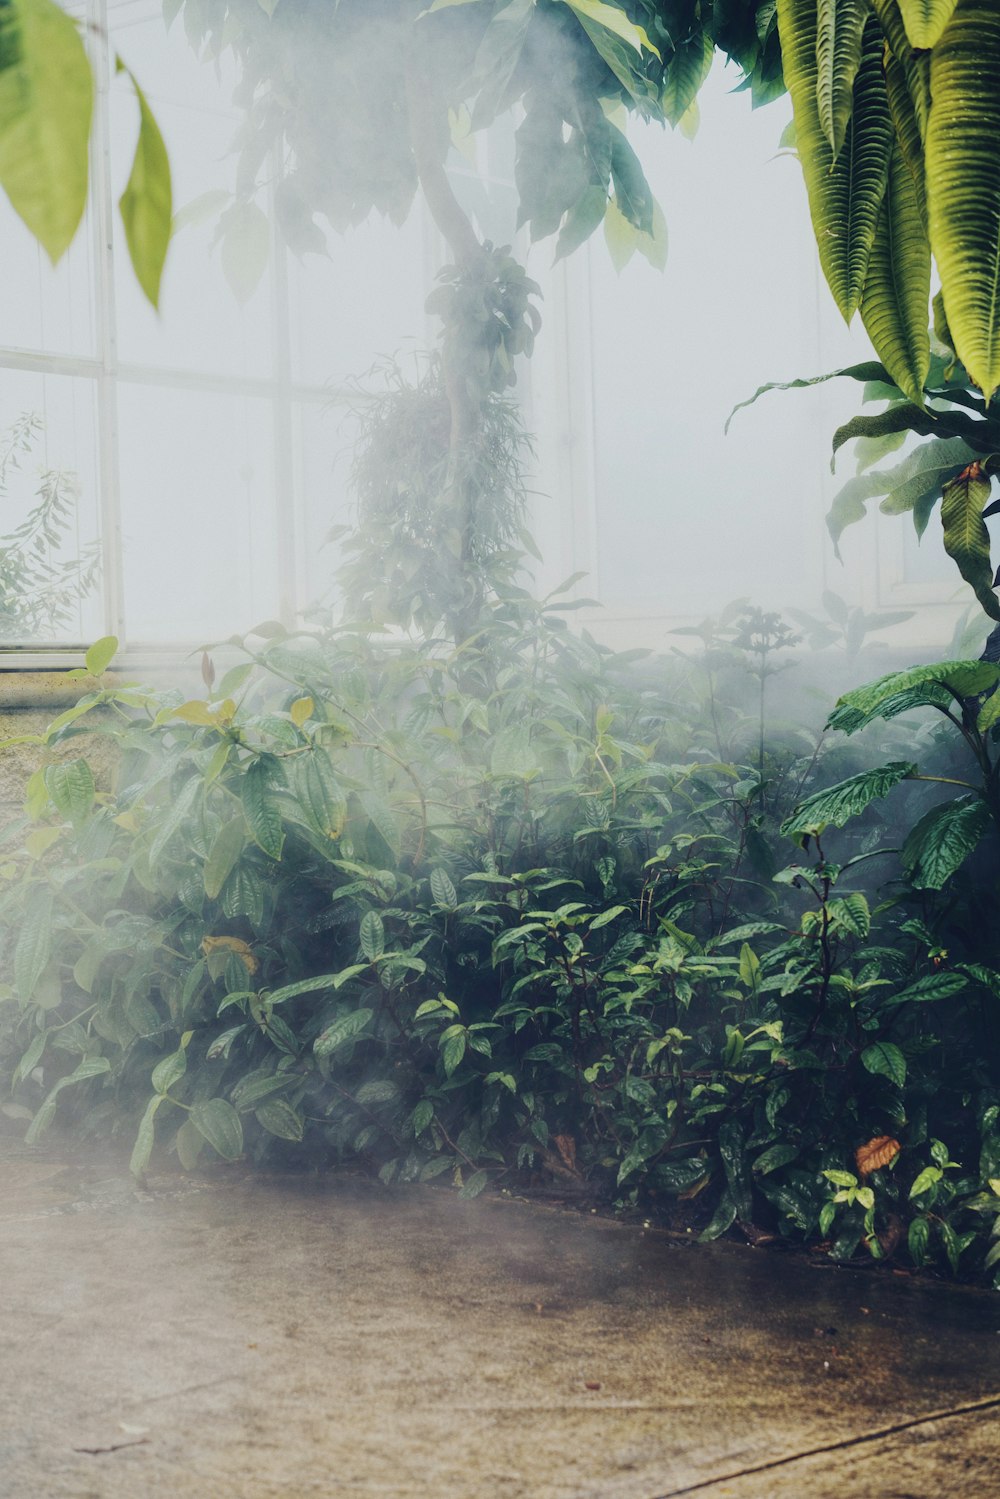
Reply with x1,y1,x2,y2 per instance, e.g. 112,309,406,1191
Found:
777,1,893,320
118,63,172,307
898,0,960,47
926,1,1000,401
941,461,1000,620
85,635,118,677
559,0,659,56
816,0,868,158
860,144,931,406
0,0,93,261
290,695,314,727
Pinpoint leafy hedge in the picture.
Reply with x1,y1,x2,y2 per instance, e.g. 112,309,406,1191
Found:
4,597,1000,1282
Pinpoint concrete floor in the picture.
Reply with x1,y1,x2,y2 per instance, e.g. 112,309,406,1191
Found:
2,1140,1000,1498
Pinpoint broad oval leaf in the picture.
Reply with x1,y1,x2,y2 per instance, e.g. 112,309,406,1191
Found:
191,1097,244,1160
85,635,118,677
0,0,93,261
861,1040,907,1086
15,882,52,1001
359,910,385,961
781,761,915,840
901,794,990,888
43,757,95,825
255,1097,304,1141
430,867,458,908
129,1093,163,1176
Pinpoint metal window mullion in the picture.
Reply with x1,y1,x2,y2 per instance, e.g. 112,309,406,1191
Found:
269,166,298,627
89,0,126,649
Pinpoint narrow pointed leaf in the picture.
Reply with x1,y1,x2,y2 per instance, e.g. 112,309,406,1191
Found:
883,50,927,227
661,29,713,127
118,64,171,306
816,0,868,157
860,144,931,405
777,2,893,319
926,2,1000,401
941,462,1000,620
873,0,931,137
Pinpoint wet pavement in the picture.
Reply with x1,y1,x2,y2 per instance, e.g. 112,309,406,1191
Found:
2,1139,999,1498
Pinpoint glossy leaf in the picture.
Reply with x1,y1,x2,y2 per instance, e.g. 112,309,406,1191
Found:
314,1007,373,1058
926,2,1000,400
242,759,284,859
191,1097,244,1160
255,1097,304,1141
901,795,991,888
781,760,915,839
861,1041,906,1086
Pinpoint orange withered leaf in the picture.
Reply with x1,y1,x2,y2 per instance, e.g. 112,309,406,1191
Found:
552,1133,577,1172
855,1136,901,1177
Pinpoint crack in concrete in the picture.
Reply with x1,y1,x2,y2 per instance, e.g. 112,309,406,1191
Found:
649,1391,1000,1497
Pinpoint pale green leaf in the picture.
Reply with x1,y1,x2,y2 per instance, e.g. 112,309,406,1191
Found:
118,64,172,306
0,0,93,261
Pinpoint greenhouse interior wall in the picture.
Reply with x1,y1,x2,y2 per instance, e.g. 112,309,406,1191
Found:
0,0,962,716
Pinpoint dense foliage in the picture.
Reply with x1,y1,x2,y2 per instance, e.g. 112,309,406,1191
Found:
4,591,1000,1283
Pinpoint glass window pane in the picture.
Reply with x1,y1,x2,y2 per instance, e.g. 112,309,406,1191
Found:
0,371,104,645
117,384,280,642
108,5,273,378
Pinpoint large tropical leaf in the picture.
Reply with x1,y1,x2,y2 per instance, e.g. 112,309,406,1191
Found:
829,659,1000,732
898,0,960,47
859,145,931,405
827,434,977,549
941,460,1000,620
902,795,990,888
0,0,93,261
882,48,927,227
781,760,915,840
777,1,893,320
926,2,1000,401
816,0,869,158
725,361,890,433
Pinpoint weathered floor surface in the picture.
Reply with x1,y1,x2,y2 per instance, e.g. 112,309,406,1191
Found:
2,1140,999,1498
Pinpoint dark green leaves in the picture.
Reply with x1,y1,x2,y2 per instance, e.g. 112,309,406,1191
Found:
902,796,991,888
191,1097,244,1160
941,462,1000,621
242,758,284,859
781,761,915,840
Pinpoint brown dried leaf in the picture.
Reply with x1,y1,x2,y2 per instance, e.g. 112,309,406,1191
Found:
855,1136,901,1177
201,934,258,975
552,1133,577,1172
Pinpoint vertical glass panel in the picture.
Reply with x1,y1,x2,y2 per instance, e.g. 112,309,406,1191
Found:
108,4,273,378
292,398,353,617
288,214,430,388
0,371,103,644
0,194,97,361
117,384,279,641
